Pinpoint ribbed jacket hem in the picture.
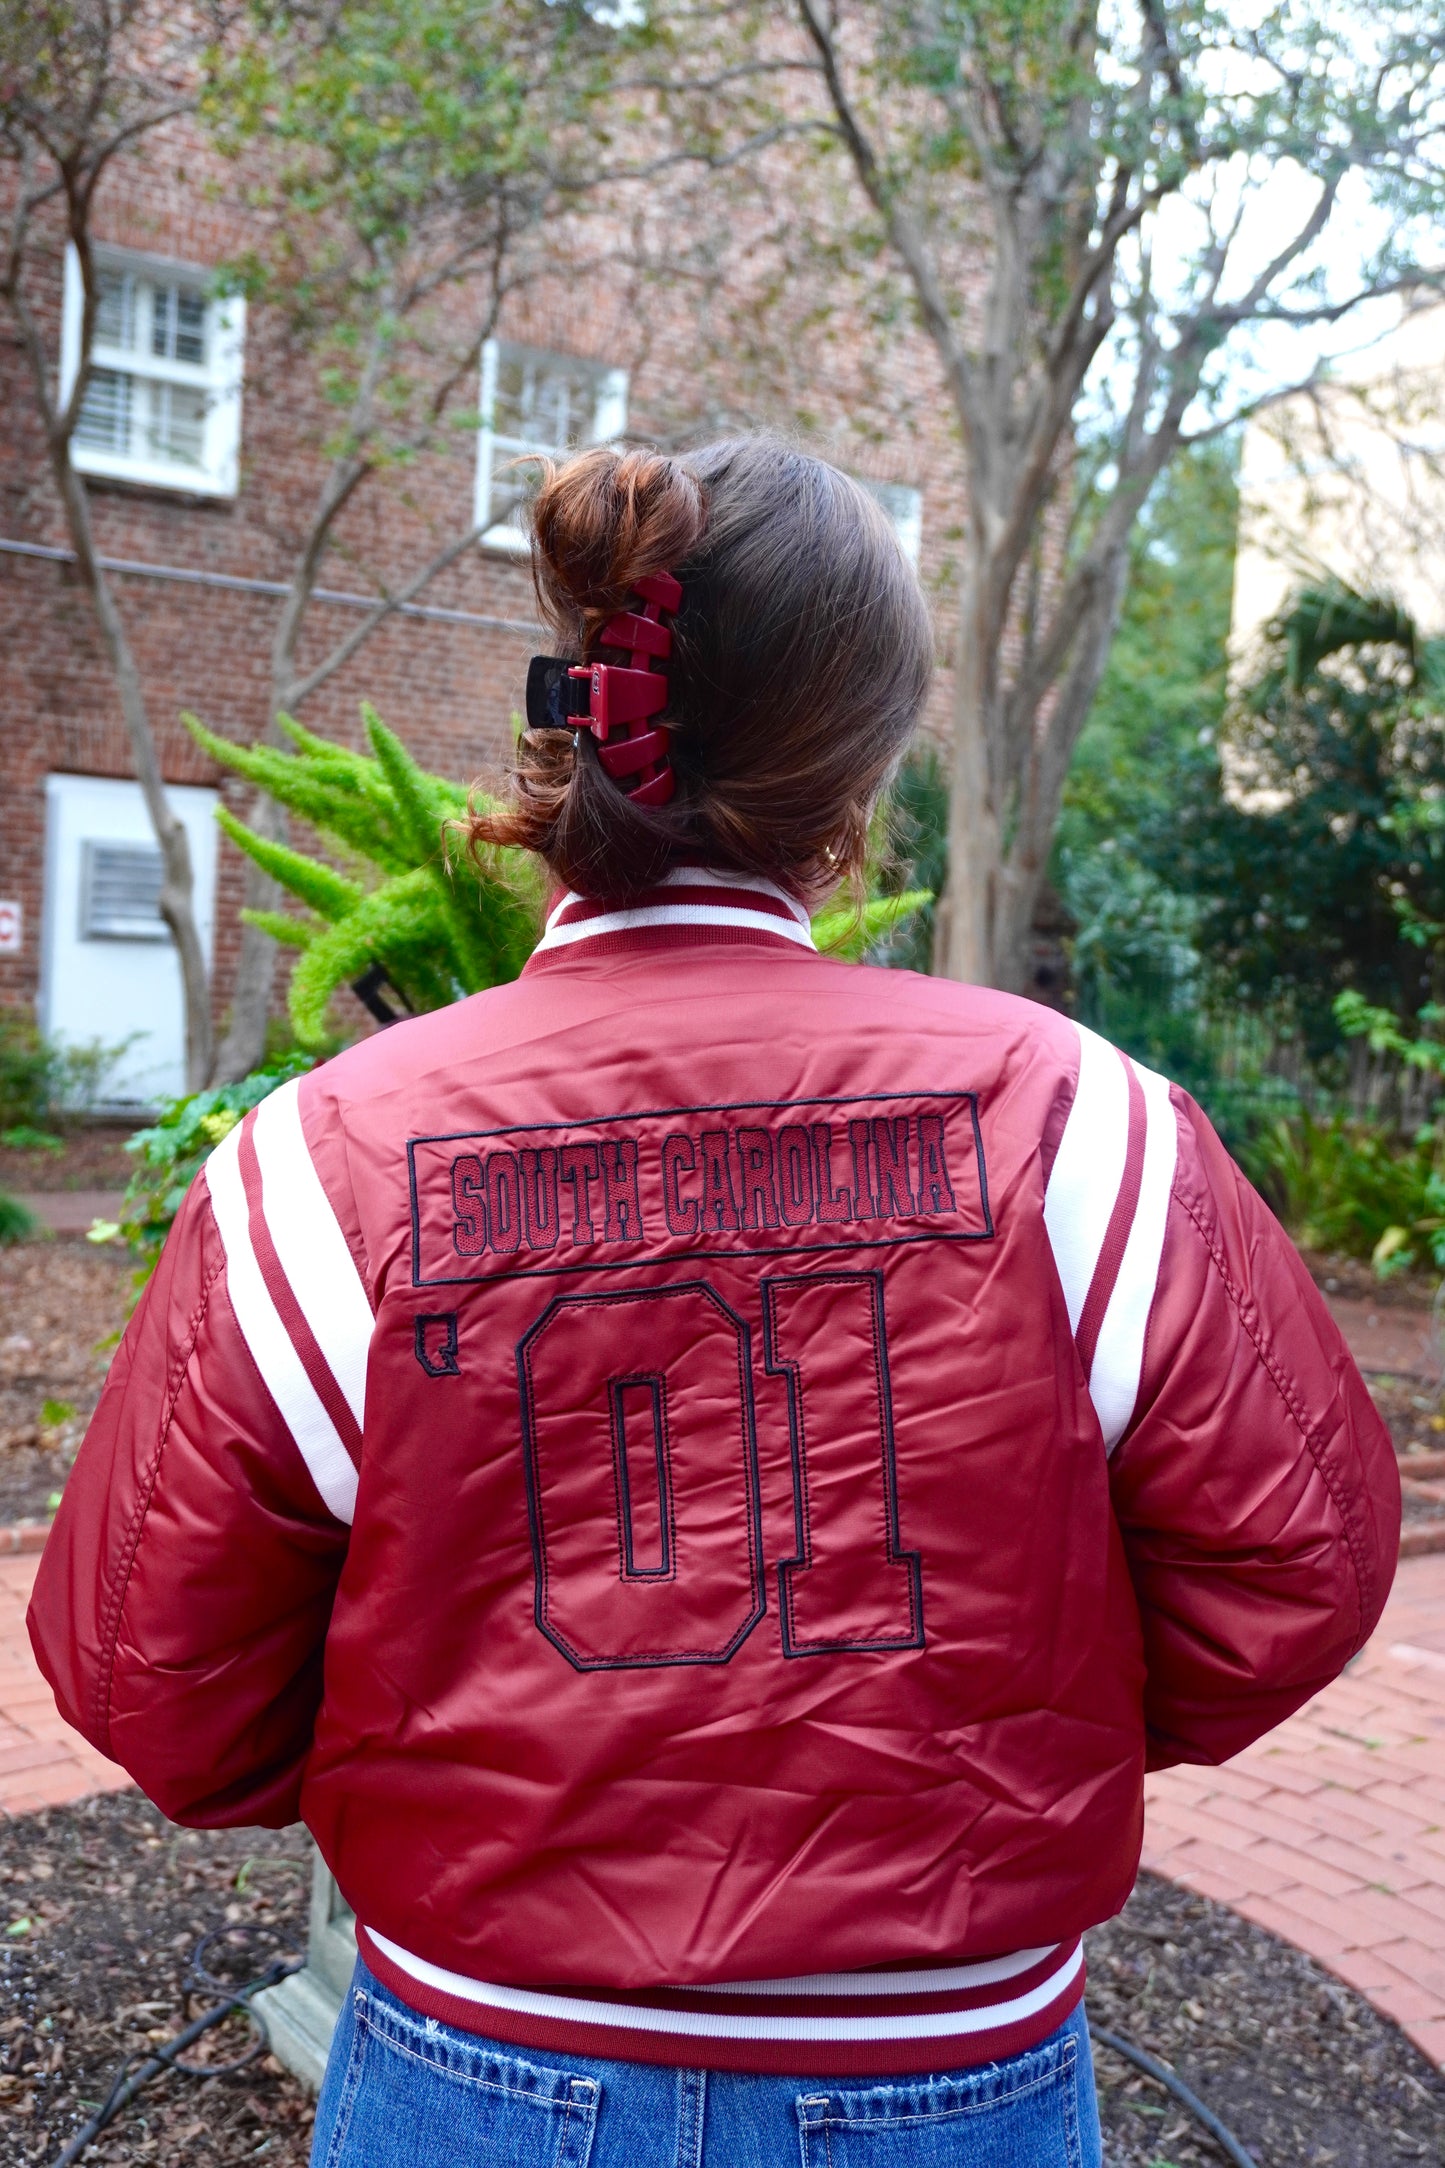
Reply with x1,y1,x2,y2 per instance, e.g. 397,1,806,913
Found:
355,1925,1087,2076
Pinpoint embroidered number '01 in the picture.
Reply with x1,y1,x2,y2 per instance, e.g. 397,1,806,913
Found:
517,1282,766,1669
764,1273,923,1656
516,1273,922,1670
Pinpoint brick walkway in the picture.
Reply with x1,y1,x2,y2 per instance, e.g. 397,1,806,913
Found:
5,1531,1445,2063
1144,1550,1445,2066
0,1552,127,1815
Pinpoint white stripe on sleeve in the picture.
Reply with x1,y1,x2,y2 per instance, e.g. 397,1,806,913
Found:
251,1078,373,1428
1089,1059,1179,1451
1043,1021,1130,1332
203,1122,359,1525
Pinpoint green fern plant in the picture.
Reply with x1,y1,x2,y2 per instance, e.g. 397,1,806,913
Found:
185,707,545,1048
815,889,934,961
188,708,934,1046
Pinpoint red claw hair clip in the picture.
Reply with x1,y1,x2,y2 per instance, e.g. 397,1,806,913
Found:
524,569,681,807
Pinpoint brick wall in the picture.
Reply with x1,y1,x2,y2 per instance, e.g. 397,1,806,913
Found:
0,107,966,1045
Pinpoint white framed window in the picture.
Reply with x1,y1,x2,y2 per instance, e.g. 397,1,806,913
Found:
60,245,245,498
857,477,924,566
475,339,628,552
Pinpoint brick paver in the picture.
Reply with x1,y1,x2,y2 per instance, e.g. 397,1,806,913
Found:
1144,1550,1445,2067
0,1551,127,1816
4,1526,1445,2063
10,1190,125,1237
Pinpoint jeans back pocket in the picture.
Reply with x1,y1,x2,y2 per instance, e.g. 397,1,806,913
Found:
796,2025,1087,2168
316,1981,599,2168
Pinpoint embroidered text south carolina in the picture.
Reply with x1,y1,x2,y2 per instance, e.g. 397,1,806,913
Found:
407,1093,991,1285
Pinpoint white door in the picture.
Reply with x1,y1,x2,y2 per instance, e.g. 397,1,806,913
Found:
41,773,218,1109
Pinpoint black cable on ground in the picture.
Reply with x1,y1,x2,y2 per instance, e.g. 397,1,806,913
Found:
49,1923,303,2168
1092,2023,1260,2168
47,1929,1258,2168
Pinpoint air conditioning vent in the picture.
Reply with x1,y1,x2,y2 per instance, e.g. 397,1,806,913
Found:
79,841,168,941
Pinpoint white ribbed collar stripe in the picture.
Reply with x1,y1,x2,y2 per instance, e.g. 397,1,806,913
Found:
542,869,814,947
656,866,813,927
251,1078,374,1429
203,1121,359,1524
364,1930,1083,2044
536,900,817,952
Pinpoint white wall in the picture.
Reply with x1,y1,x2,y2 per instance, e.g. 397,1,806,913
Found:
1232,302,1445,672
41,773,218,1109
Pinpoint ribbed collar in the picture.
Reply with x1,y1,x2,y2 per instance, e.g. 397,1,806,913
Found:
522,867,817,973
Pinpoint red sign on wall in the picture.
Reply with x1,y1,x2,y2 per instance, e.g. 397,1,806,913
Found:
0,900,21,955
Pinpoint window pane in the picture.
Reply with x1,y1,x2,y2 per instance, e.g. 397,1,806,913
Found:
858,478,923,564
148,381,207,467
491,351,604,454
74,368,132,454
484,347,617,541
94,271,136,352
490,354,534,440
152,282,207,366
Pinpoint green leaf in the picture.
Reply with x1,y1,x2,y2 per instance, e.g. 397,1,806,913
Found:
216,807,364,922
813,889,933,962
286,870,445,1045
238,907,318,950
363,706,501,991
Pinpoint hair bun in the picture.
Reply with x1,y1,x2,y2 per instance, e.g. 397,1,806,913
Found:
530,446,707,654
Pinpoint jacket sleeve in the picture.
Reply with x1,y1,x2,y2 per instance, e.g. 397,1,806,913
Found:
26,1088,364,1826
1109,1088,1399,1771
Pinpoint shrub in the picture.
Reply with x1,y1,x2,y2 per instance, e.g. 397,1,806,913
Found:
874,744,948,972
0,1015,53,1131
0,1191,38,1245
91,1053,316,1291
185,707,543,1049
187,706,933,1026
0,1010,132,1125
1242,1111,1445,1269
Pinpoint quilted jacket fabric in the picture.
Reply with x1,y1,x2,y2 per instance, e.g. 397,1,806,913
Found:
28,872,1400,2073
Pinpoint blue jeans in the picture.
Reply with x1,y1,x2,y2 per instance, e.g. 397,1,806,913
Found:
311,1959,1103,2167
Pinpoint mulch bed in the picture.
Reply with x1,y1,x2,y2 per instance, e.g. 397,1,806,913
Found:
1089,1872,1445,2165
0,1241,133,1526
0,1126,136,1196
2,1793,314,2166
3,1793,1443,2167
1304,1251,1443,1312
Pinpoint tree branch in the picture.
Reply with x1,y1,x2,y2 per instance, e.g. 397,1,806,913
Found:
285,523,485,711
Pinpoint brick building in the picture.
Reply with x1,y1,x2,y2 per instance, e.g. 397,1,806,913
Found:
0,109,960,1105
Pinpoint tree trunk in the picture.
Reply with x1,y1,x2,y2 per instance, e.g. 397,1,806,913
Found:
934,522,1134,997
935,638,998,986
212,456,373,1084
53,455,215,1091
212,797,286,1083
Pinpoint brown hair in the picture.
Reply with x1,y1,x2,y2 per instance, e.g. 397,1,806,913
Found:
470,434,934,902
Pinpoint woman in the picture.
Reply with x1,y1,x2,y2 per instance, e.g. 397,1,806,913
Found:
30,437,1399,2167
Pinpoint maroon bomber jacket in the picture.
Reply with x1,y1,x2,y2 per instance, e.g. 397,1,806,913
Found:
28,870,1399,2075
